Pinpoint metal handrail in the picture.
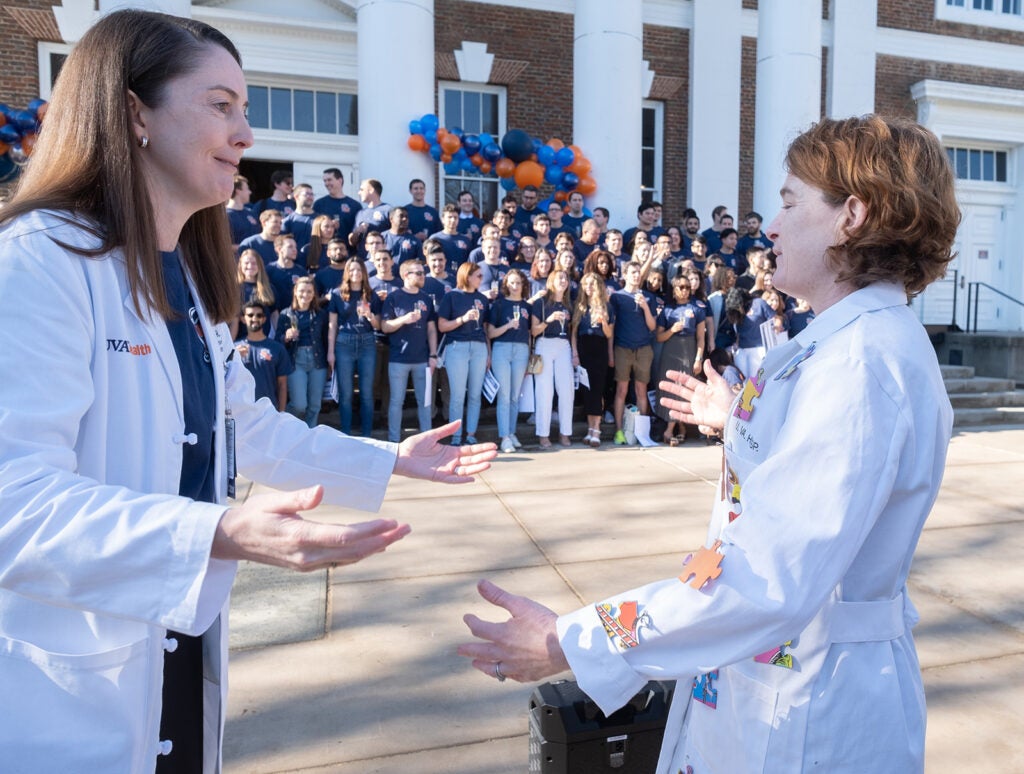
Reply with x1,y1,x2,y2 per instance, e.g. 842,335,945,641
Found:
966,281,1024,333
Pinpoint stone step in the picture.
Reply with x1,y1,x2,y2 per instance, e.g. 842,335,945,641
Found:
953,406,1024,427
949,392,1024,409
940,364,975,379
943,376,1017,394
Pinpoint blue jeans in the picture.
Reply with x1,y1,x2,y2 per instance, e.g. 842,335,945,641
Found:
443,340,488,439
287,346,327,427
388,361,431,442
491,341,529,439
335,332,376,436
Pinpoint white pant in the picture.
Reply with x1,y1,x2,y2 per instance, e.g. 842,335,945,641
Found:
534,337,574,437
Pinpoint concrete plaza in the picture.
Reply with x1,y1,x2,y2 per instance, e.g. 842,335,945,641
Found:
223,426,1024,773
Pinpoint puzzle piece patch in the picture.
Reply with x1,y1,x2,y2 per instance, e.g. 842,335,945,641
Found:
733,368,767,421
692,670,719,709
678,540,724,590
754,641,794,669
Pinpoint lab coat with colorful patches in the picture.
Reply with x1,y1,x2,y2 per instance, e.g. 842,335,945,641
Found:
557,282,952,773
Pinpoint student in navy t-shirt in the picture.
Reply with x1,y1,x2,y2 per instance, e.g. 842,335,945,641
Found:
236,302,293,410
381,260,437,442
238,208,283,264
487,269,532,453
529,270,575,448
437,262,490,446
654,277,707,443
429,205,473,273
404,178,440,241
314,167,361,243
607,261,658,443
266,234,306,312
572,272,616,447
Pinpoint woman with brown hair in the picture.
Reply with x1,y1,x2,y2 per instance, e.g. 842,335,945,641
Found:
235,248,276,336
571,272,615,447
530,269,575,448
0,10,493,771
327,258,381,437
301,214,338,273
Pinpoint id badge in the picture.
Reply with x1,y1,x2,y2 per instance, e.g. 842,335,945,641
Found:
225,408,237,499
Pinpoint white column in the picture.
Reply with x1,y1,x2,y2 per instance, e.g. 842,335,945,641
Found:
688,0,742,225
573,0,643,232
753,0,822,216
356,0,435,207
827,0,877,118
98,0,191,17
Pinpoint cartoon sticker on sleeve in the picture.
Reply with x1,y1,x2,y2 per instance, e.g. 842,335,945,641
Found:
596,600,651,650
754,641,794,669
733,368,766,421
678,540,724,590
727,465,742,523
692,670,719,709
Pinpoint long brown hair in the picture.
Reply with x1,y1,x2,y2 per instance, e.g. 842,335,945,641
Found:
236,249,276,309
338,259,371,303
305,215,335,274
0,10,240,322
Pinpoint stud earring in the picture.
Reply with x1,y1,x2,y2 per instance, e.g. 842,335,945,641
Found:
139,136,149,149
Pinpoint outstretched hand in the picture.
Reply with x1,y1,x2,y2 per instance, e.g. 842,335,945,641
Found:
658,360,734,432
394,420,497,484
457,579,569,683
212,485,410,571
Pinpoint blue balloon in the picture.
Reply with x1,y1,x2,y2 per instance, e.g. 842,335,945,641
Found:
421,113,439,132
453,148,468,162
531,137,543,154
563,172,580,190
444,161,462,175
462,134,481,155
0,152,19,184
478,133,494,148
28,98,47,118
429,143,443,161
408,119,423,136
501,128,533,163
555,147,575,168
0,125,21,145
482,142,503,163
537,145,556,166
12,111,36,133
544,165,564,186
538,197,554,212
461,157,475,172
424,128,438,144
500,176,517,191
449,126,464,139
0,104,11,120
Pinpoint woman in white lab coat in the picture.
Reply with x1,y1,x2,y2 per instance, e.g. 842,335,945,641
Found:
458,115,959,773
0,10,494,774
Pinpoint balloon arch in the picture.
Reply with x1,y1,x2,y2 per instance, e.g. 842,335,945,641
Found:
407,113,597,203
0,98,47,184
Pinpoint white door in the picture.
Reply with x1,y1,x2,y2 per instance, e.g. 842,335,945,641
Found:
960,203,1006,331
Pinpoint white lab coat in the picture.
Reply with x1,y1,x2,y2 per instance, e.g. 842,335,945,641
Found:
0,211,399,773
557,282,952,773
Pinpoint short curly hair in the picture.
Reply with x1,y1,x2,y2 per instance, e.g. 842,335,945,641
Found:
785,115,960,297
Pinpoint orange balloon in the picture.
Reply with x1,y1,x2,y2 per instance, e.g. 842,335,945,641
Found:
436,127,448,141
21,134,36,157
470,153,484,167
407,134,428,152
514,160,545,189
547,138,564,151
554,190,568,203
576,175,597,196
36,102,48,122
569,145,583,159
441,153,453,164
569,155,592,176
0,141,9,156
479,160,492,175
441,133,462,154
495,158,516,178
0,113,6,129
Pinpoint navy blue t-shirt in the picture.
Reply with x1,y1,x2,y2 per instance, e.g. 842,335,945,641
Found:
457,215,485,246
428,231,472,274
531,297,572,341
405,204,440,237
237,234,277,265
422,275,455,312
328,289,381,335
313,194,361,241
576,304,616,338
488,297,531,345
737,297,776,348
383,231,423,265
161,250,216,503
266,262,306,310
658,302,705,338
609,288,657,348
314,265,345,298
478,262,509,295
282,211,315,251
239,336,293,404
438,290,489,343
226,206,259,246
382,290,435,363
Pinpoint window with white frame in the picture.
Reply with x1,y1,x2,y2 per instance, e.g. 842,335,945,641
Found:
641,100,664,204
946,145,1010,182
938,0,1024,30
246,85,357,136
439,81,506,217
37,41,71,99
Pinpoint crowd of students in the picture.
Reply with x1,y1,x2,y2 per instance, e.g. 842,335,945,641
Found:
228,170,816,450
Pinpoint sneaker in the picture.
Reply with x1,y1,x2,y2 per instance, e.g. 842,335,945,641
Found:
451,436,462,446
510,433,523,448
538,436,552,449
559,434,572,447
466,435,478,445
500,436,516,453
603,411,614,424
613,430,627,445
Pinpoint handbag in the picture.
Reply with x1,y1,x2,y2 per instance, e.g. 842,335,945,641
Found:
526,349,543,375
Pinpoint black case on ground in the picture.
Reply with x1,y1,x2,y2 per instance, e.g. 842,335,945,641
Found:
527,678,675,773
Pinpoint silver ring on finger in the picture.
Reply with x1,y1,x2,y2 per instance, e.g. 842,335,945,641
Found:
493,662,507,682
